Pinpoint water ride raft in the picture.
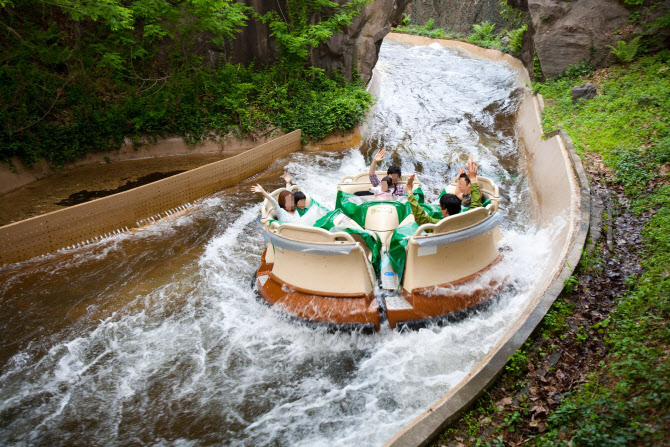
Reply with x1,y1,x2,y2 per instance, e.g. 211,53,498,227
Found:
254,173,505,332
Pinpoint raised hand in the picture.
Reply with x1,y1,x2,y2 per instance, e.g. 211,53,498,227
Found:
282,172,292,186
465,158,478,182
406,174,415,192
373,148,386,162
250,184,265,194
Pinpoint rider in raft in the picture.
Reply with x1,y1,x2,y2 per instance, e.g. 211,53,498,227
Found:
406,157,483,224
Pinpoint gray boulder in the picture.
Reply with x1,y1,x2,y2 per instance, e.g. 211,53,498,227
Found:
529,0,630,78
311,0,411,84
410,0,507,34
197,0,410,84
571,83,597,103
508,0,669,79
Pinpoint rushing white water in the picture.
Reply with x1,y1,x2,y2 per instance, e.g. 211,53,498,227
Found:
0,40,557,446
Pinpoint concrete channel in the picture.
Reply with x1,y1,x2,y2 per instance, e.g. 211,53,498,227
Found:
381,34,590,446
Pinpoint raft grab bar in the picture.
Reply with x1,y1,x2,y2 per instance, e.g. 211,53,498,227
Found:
413,212,503,248
264,232,357,256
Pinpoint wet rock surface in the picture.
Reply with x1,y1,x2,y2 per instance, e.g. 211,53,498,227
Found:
433,153,648,445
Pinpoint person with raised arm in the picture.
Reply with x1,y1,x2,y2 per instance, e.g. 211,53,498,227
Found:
406,157,483,225
369,148,405,196
454,155,476,207
283,172,312,216
250,184,300,223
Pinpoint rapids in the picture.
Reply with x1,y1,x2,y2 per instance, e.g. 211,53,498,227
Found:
0,40,559,446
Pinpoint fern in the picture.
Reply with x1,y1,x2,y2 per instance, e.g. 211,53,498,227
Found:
505,24,527,55
471,21,496,41
608,36,642,63
424,18,435,31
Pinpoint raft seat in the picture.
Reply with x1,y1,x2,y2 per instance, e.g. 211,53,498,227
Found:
403,205,501,294
269,224,377,297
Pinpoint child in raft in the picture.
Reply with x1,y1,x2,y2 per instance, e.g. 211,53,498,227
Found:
369,176,394,198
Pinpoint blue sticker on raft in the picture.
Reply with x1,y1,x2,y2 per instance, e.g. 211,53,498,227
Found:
384,272,396,276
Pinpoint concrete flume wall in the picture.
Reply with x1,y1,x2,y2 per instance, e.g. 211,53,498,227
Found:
0,132,290,196
0,131,302,265
381,34,590,447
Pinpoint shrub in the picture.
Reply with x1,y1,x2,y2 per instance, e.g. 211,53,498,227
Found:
392,23,451,40
505,24,527,55
400,13,410,27
424,18,435,31
557,61,597,79
471,21,496,42
608,36,642,63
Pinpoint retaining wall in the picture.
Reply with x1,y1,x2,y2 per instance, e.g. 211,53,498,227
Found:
0,132,288,196
0,131,302,265
382,34,590,447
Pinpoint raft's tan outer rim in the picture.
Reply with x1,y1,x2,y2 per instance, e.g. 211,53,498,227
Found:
381,35,591,447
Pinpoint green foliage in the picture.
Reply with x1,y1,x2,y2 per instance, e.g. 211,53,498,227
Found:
423,17,435,31
0,60,372,164
537,50,670,184
0,0,373,165
541,297,575,338
563,274,579,295
399,13,410,27
470,21,496,42
504,24,527,56
465,21,504,50
557,61,598,79
608,36,642,63
393,23,451,40
505,344,529,376
647,11,670,33
533,51,544,80
532,49,670,446
499,0,524,27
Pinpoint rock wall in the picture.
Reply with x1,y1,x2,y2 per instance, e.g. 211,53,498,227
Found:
409,0,507,34
213,0,409,84
509,0,670,79
310,0,412,83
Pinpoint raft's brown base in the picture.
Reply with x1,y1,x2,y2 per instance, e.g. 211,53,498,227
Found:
386,255,505,329
256,250,381,331
255,250,504,332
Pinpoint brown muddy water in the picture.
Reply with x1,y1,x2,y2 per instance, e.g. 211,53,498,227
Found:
0,40,560,447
